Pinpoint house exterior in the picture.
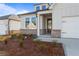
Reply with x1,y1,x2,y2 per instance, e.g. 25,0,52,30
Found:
19,3,79,39
0,15,21,35
18,11,37,34
18,3,52,37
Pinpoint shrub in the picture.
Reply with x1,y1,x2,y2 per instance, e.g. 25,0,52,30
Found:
17,34,24,40
32,34,37,39
11,34,17,39
17,34,24,48
19,42,24,48
4,40,8,45
30,34,37,39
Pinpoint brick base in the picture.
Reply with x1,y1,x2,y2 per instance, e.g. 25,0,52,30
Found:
21,29,37,34
51,30,61,38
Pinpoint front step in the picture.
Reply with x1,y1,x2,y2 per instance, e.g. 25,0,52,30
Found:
38,35,52,38
37,35,54,42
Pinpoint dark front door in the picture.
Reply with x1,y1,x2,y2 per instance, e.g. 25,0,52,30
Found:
47,18,52,34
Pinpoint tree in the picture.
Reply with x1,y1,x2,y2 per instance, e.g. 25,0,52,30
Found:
8,19,10,35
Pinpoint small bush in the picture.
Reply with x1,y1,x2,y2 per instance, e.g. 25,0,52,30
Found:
30,34,37,39
11,34,17,39
4,40,8,45
17,34,24,40
17,34,24,48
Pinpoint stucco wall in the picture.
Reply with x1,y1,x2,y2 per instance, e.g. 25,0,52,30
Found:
52,4,62,30
0,19,20,35
52,3,79,30
0,19,8,35
52,3,79,37
10,20,21,30
39,15,43,29
0,20,8,25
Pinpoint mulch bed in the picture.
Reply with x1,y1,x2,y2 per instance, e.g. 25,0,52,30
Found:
0,37,65,56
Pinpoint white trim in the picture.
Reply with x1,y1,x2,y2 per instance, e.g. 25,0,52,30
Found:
37,14,40,36
30,17,31,23
37,10,52,15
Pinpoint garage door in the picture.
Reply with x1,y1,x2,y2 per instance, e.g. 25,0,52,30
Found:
61,17,79,38
0,25,7,35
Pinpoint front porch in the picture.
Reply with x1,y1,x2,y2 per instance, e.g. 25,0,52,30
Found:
37,10,53,38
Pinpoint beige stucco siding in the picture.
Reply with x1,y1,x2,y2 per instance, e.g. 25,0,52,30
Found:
52,3,79,38
0,19,8,25
39,15,43,29
10,20,20,30
0,19,8,34
52,4,62,30
52,3,79,30
0,19,20,35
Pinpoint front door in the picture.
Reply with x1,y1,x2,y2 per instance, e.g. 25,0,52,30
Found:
47,18,52,34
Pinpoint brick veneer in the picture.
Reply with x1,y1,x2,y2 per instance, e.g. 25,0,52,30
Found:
51,30,61,38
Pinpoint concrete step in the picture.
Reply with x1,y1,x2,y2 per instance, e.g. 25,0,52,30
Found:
37,35,52,42
36,35,61,42
38,35,52,38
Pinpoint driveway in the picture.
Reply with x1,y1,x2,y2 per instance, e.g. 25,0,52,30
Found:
57,38,79,56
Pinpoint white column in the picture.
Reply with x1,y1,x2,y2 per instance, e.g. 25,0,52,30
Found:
51,11,53,36
30,17,31,23
37,14,40,36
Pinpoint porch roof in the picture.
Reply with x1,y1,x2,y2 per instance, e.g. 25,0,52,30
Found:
37,9,52,15
18,11,37,16
18,9,52,16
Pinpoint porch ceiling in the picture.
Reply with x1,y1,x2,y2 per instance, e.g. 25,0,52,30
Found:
41,13,52,17
37,10,52,15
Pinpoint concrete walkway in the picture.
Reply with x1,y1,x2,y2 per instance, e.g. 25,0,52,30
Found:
58,38,79,56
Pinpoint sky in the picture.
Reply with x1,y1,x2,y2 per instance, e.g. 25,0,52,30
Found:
0,3,35,16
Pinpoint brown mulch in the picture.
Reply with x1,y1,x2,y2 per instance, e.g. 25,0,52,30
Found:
0,38,65,56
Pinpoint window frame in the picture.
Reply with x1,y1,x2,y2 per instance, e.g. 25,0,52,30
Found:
25,17,30,28
31,17,36,25
36,6,40,11
42,5,47,10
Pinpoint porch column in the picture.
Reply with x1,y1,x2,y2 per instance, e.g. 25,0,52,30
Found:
51,16,53,38
37,14,40,36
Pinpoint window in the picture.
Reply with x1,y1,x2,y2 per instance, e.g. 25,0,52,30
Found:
36,6,40,11
42,5,47,10
25,18,30,27
31,17,36,25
